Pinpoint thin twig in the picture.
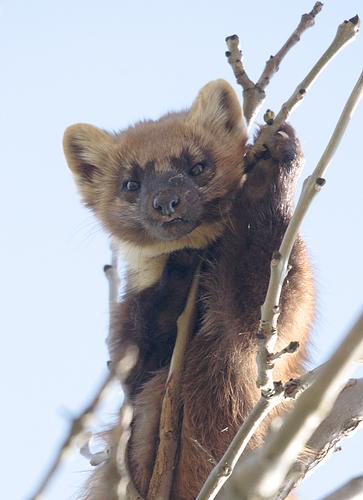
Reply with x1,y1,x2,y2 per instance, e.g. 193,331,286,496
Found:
225,34,255,90
226,2,324,126
29,370,114,500
147,269,201,500
257,2,323,92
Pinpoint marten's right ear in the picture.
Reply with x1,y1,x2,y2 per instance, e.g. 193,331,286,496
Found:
63,124,114,206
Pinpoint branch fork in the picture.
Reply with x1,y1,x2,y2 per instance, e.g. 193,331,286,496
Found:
226,2,324,127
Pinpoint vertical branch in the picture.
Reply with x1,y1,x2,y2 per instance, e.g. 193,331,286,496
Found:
112,348,140,500
147,269,201,500
104,238,121,306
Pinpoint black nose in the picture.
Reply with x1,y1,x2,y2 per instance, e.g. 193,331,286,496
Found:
152,191,180,216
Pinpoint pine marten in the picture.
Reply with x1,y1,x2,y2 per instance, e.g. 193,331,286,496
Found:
63,80,314,499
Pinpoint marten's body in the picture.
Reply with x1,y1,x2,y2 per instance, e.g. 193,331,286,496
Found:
64,80,314,499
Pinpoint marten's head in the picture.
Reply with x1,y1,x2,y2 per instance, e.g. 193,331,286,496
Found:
63,80,247,255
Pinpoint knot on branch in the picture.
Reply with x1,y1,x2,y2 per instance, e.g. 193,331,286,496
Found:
222,464,232,477
284,378,302,399
272,251,282,265
347,15,360,27
264,109,275,125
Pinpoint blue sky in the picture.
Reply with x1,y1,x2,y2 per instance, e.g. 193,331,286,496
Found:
1,1,362,499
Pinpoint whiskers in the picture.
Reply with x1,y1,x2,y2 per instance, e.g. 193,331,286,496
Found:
68,216,104,248
218,202,237,235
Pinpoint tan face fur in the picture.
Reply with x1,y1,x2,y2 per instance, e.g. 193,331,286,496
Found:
63,80,247,259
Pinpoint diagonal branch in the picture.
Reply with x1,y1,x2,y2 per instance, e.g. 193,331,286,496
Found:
256,2,323,92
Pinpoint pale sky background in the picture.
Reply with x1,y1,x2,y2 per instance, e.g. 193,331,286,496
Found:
1,1,363,499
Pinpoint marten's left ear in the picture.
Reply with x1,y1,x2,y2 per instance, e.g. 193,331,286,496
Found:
188,79,244,135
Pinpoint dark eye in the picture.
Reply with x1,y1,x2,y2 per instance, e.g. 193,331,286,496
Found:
190,162,205,176
123,180,140,192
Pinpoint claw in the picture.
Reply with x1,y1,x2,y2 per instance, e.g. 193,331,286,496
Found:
277,130,289,140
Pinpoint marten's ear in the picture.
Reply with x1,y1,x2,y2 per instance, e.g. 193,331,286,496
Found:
188,79,244,135
63,124,114,206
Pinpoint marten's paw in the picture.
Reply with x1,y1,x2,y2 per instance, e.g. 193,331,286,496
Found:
243,123,304,201
262,123,302,166
245,123,303,175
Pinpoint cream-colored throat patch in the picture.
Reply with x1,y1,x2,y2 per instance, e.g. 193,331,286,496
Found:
116,240,168,292
114,220,224,292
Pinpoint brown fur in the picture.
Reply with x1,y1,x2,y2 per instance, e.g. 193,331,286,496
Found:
64,80,314,499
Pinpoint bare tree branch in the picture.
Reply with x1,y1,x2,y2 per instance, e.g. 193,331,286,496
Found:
103,243,141,500
147,269,201,500
226,2,324,126
256,2,323,92
104,238,121,305
113,391,138,499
